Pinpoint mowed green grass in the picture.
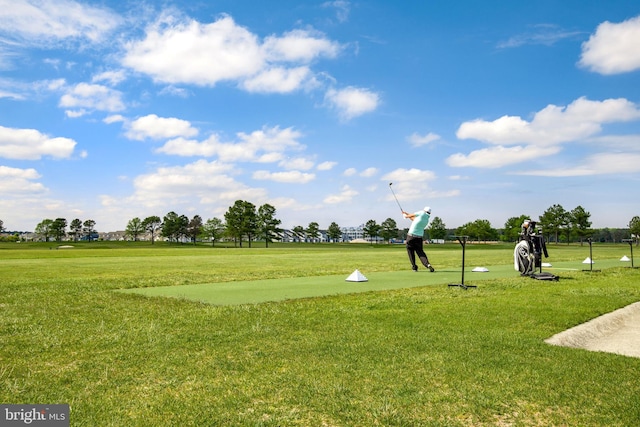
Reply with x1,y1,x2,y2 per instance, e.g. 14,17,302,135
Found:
1,241,639,426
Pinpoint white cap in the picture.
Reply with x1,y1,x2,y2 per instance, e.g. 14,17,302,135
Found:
424,206,431,213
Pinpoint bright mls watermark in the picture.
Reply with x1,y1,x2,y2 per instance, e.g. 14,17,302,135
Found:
0,405,69,426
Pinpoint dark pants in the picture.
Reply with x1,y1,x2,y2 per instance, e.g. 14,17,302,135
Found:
406,235,431,270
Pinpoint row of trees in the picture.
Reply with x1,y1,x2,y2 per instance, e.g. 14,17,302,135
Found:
4,202,639,245
124,203,409,246
455,204,593,243
125,201,285,247
538,204,593,244
122,207,449,246
456,205,640,245
33,218,97,242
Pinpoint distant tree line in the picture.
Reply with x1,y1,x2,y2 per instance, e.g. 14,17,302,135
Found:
29,218,97,242
456,204,640,245
126,203,412,246
125,201,285,247
4,202,639,245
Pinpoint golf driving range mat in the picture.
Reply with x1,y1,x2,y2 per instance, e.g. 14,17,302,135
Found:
118,259,626,306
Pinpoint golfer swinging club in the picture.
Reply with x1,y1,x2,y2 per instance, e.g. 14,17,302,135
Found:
403,206,435,272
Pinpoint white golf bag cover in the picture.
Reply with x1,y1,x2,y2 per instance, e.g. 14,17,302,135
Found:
514,240,535,276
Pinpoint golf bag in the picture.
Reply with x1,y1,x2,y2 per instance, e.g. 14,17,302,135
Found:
514,240,536,276
514,220,558,280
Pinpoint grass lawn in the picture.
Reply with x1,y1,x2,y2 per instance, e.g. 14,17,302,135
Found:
1,241,639,426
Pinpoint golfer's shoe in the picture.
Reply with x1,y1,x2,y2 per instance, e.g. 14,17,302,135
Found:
412,266,418,272
428,264,435,272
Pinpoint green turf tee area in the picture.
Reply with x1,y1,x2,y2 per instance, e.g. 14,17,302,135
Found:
120,258,623,305
1,241,639,426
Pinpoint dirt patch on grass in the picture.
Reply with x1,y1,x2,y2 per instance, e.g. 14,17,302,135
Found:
545,302,640,358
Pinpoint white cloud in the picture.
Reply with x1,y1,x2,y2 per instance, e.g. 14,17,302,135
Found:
59,82,125,114
126,114,199,141
343,167,357,176
120,13,373,114
131,159,265,207
457,97,640,146
122,15,344,95
123,15,263,86
92,70,127,85
0,77,26,100
95,159,274,227
158,85,190,98
585,134,640,150
515,153,640,177
380,168,439,202
237,126,304,152
407,132,440,147
383,168,436,183
156,137,220,157
256,152,286,163
446,145,562,168
317,161,337,171
325,86,380,120
262,29,341,63
0,165,45,193
0,90,23,100
497,24,583,49
323,184,358,204
64,109,87,118
579,15,640,74
0,125,77,160
241,66,313,93
156,126,305,164
360,167,378,177
157,135,253,160
0,0,121,44
453,97,640,168
279,157,315,170
0,196,79,232
322,1,351,23
252,170,315,183
46,79,66,91
103,114,125,124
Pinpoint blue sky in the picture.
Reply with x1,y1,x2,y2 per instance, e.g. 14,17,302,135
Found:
1,0,639,233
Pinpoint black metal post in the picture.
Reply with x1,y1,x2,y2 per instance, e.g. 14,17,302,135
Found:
623,239,636,268
582,238,600,272
449,236,476,289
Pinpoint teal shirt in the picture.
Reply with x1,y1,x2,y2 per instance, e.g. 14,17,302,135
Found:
408,211,430,236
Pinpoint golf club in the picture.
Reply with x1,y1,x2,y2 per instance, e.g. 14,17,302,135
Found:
388,182,403,213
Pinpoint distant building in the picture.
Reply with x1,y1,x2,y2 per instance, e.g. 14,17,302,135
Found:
341,225,364,241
